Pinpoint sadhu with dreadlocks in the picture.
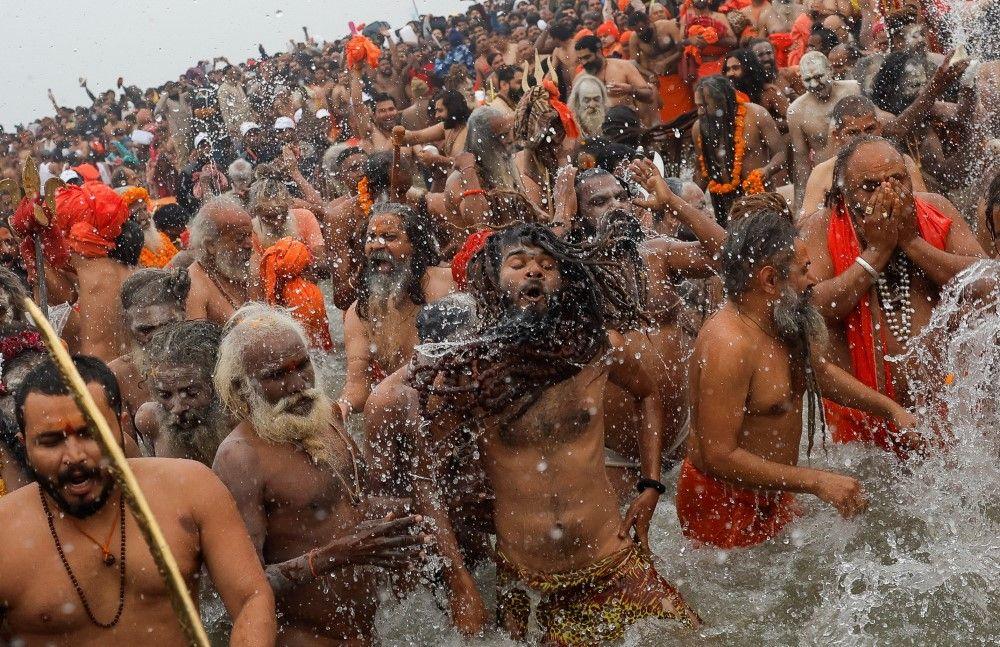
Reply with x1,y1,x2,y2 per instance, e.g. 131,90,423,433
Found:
408,221,701,642
677,210,917,550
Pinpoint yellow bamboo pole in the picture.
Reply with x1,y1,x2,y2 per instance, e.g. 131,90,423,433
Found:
23,297,210,647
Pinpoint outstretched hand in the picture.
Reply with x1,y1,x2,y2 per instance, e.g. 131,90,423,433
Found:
618,488,660,552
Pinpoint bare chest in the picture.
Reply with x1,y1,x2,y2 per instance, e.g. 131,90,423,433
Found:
746,342,804,417
365,306,420,372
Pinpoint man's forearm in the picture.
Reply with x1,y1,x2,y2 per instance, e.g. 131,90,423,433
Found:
633,85,655,103
813,244,894,321
230,589,277,647
815,359,896,418
665,192,726,256
638,396,664,480
704,447,821,494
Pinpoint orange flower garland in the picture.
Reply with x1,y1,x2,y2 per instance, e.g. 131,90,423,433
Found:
741,168,766,195
357,177,373,215
698,98,748,195
684,25,719,65
139,231,179,268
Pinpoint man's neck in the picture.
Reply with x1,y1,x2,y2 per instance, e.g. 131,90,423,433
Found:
731,298,778,338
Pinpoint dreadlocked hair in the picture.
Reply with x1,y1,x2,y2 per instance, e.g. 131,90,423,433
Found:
355,202,442,322
408,218,647,428
144,320,222,382
695,76,738,185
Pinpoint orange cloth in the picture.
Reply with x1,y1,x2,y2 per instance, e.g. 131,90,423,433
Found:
260,238,333,351
718,0,752,11
787,14,812,68
72,163,102,183
658,74,696,126
676,458,797,548
139,231,179,268
768,32,795,68
825,198,951,455
542,79,580,140
345,33,380,70
10,196,70,280
57,182,129,258
574,28,594,40
452,229,493,290
684,20,727,78
120,186,150,208
596,20,620,41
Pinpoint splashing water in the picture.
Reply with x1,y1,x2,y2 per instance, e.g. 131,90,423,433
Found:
372,263,1000,645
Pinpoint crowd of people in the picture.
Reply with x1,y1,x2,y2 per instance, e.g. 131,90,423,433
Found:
0,0,998,644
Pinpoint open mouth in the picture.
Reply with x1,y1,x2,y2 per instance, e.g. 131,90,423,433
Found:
62,470,96,495
519,283,545,304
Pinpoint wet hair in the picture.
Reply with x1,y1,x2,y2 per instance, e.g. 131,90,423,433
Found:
436,89,472,129
695,76,739,187
248,163,291,211
726,48,769,103
550,21,575,41
145,320,222,381
14,356,122,435
721,209,797,299
728,192,793,223
809,26,840,54
189,195,248,255
575,35,602,55
108,219,144,266
493,64,518,84
409,218,647,426
601,105,642,147
363,151,393,198
355,203,442,322
831,94,877,130
371,92,396,108
227,158,254,184
153,203,190,234
466,106,519,192
416,293,477,344
120,267,191,312
335,146,365,168
825,135,901,208
871,51,921,115
984,171,1000,241
0,267,28,322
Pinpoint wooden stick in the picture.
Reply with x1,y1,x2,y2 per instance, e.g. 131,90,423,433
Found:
22,297,210,647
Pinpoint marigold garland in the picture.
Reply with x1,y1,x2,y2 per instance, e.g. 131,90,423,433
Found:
698,98,748,195
683,25,720,65
741,168,766,195
139,231,179,268
357,176,373,215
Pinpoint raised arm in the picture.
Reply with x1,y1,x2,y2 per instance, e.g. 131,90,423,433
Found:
348,68,374,141
402,122,447,146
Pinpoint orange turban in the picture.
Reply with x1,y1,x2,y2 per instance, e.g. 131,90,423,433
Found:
72,163,102,183
10,196,70,281
120,186,150,209
58,183,129,258
574,28,594,40
260,238,333,351
596,20,620,40
345,33,381,70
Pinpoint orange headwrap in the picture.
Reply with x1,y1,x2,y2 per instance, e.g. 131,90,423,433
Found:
451,229,493,290
574,28,594,40
58,183,129,258
260,238,333,351
542,79,580,140
120,186,150,209
72,163,101,183
596,20,621,40
345,33,381,70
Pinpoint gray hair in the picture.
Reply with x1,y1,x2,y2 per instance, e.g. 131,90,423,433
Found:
228,158,253,184
214,303,310,419
568,73,608,110
721,210,798,299
188,195,248,260
466,106,519,191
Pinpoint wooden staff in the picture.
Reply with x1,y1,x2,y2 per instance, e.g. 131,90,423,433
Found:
22,297,210,647
390,127,403,200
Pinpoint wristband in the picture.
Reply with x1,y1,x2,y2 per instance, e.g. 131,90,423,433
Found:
636,478,666,495
460,188,486,200
855,256,879,280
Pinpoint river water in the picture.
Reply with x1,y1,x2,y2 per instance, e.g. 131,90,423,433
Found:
366,263,1000,646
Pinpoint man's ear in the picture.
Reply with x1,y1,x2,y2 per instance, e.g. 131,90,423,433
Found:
16,431,24,446
758,265,781,296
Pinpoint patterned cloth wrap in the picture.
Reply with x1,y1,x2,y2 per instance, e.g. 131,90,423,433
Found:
496,543,700,646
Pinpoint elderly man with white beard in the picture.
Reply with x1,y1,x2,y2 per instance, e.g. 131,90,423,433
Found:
134,319,230,465
185,195,259,325
569,74,609,138
212,304,429,646
340,203,455,415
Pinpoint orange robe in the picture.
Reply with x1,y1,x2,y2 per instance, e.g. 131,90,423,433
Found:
260,238,333,351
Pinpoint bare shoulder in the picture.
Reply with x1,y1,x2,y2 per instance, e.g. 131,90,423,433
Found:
134,401,162,440
130,456,217,485
214,427,263,468
364,368,411,418
800,205,833,240
425,265,457,301
696,309,753,355
0,481,42,526
916,191,960,218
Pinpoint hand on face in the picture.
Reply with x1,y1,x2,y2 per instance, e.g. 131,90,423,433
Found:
858,182,899,253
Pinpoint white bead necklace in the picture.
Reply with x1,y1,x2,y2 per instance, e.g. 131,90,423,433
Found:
876,255,914,345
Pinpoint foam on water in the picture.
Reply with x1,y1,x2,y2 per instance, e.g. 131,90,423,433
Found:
373,262,1000,646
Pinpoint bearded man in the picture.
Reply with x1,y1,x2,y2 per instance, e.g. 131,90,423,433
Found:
109,267,189,449
679,209,916,549
212,304,427,645
801,137,984,456
0,356,275,644
410,222,702,641
488,65,524,116
568,74,609,138
787,51,860,211
341,203,455,414
348,65,399,153
693,76,786,223
185,195,257,325
133,320,229,465
513,82,581,214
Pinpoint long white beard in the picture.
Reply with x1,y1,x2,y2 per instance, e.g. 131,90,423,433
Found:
246,388,336,466
577,106,606,137
143,223,163,251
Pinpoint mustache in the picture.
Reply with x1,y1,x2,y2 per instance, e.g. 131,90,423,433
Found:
273,389,318,415
56,463,103,487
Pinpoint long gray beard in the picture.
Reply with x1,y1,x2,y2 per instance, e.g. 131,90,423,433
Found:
772,285,829,353
246,387,337,466
364,256,412,320
577,107,606,137
159,402,229,466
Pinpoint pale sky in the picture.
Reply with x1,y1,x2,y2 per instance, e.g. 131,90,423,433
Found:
0,0,467,129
